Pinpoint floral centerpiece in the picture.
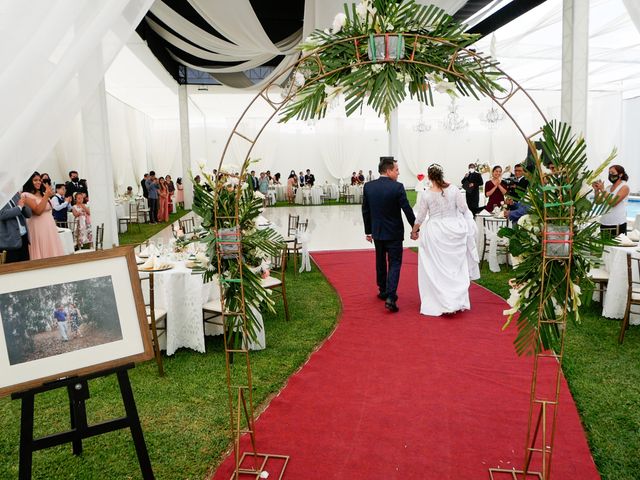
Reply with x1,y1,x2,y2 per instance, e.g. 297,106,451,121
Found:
499,121,616,355
191,159,284,343
280,0,504,128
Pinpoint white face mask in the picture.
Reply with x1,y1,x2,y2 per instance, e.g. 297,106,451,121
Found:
469,168,476,173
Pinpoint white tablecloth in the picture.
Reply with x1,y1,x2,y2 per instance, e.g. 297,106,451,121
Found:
115,202,130,232
323,184,339,200
476,211,509,271
273,185,287,202
348,185,364,203
58,228,74,255
140,261,266,354
601,246,640,325
295,187,313,205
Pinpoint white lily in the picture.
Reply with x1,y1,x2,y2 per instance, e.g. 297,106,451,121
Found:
293,71,305,88
355,2,368,20
332,12,347,33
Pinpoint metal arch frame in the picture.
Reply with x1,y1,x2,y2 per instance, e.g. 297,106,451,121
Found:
212,33,570,480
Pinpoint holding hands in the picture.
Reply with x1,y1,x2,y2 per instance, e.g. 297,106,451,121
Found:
410,225,420,240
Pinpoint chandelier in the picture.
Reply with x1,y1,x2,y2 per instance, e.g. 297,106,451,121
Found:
441,98,468,132
480,106,505,129
414,103,431,133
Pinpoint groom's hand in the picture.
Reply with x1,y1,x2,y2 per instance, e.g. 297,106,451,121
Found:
365,234,372,243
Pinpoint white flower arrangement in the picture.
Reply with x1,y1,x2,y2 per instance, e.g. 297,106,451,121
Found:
332,12,347,33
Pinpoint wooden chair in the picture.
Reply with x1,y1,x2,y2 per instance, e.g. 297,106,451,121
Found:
286,219,308,274
118,205,133,233
127,203,142,232
481,217,510,267
74,223,104,253
261,248,290,321
286,214,299,238
338,185,355,204
588,267,610,304
179,217,195,234
140,273,167,375
136,198,150,223
619,255,640,344
0,250,6,264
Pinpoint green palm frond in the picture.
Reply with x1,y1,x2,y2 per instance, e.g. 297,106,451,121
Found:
499,120,617,355
279,0,503,128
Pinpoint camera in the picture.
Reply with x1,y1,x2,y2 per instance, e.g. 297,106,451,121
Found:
42,178,51,186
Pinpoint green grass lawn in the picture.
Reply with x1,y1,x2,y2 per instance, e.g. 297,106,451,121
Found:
0,262,340,479
118,209,191,246
474,262,640,479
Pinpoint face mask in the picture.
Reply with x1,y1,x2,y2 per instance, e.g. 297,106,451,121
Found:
608,174,619,183
468,168,475,173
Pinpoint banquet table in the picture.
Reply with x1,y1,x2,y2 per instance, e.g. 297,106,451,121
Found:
295,187,313,205
475,210,509,271
348,185,364,203
138,257,266,354
600,246,640,325
323,184,339,201
58,228,74,255
273,185,288,202
115,202,130,232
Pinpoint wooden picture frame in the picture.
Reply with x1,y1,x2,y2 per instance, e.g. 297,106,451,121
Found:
0,247,152,396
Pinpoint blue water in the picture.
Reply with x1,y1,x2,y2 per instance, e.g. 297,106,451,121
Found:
629,198,640,220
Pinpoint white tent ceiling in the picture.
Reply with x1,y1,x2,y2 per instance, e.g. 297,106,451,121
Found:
106,0,640,121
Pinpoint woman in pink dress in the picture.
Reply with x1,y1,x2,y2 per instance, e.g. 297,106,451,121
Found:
158,177,169,222
21,172,64,260
175,177,184,209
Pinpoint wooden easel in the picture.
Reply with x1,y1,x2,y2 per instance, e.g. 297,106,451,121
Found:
11,363,154,480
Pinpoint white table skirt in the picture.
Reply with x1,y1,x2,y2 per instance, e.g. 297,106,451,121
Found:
600,247,640,325
141,263,266,354
58,228,74,255
348,185,363,203
115,203,129,232
323,184,339,200
273,185,287,202
475,211,509,271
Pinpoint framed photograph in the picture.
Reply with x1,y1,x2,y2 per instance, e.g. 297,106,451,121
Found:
0,247,153,396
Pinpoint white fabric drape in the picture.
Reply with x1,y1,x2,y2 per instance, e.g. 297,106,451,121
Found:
0,0,154,207
316,118,367,181
622,0,640,34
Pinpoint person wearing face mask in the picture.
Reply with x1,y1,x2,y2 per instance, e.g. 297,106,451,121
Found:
593,164,630,237
461,163,483,215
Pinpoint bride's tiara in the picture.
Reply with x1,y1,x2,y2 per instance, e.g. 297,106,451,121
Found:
428,163,443,174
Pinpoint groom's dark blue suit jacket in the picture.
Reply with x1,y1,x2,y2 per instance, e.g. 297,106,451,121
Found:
362,176,415,241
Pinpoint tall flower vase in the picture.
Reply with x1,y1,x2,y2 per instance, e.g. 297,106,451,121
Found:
367,34,405,61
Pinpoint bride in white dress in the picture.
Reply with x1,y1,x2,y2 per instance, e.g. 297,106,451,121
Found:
411,164,480,316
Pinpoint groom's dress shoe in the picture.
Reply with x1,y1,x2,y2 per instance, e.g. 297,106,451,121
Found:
385,300,399,313
377,292,388,301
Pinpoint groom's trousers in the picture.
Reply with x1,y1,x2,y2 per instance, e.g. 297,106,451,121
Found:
373,239,403,301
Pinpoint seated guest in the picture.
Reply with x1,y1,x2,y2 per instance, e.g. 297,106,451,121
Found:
504,198,529,224
21,172,64,260
50,184,72,227
124,186,134,198
304,169,315,187
0,192,32,263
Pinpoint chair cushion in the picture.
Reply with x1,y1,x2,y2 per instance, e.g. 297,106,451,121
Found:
588,268,609,281
145,306,167,320
203,299,222,313
261,276,282,288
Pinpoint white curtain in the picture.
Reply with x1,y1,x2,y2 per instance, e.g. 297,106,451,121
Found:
0,0,154,207
316,117,367,181
623,0,640,34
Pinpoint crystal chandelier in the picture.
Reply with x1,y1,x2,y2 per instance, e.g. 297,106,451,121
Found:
441,98,468,132
480,106,505,129
414,103,431,133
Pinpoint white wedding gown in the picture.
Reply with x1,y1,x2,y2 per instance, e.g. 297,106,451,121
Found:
416,187,480,316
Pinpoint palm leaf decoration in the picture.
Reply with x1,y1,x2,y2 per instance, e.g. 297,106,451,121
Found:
499,121,617,356
280,0,504,128
191,162,284,344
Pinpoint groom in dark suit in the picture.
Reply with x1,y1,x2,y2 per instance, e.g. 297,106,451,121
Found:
362,157,416,312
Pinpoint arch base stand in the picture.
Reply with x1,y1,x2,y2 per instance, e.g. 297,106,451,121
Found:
232,451,289,480
489,469,543,479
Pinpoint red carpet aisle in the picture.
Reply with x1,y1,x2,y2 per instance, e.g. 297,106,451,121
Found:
211,250,599,479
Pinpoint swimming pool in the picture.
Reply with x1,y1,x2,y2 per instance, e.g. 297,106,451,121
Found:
629,197,640,221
